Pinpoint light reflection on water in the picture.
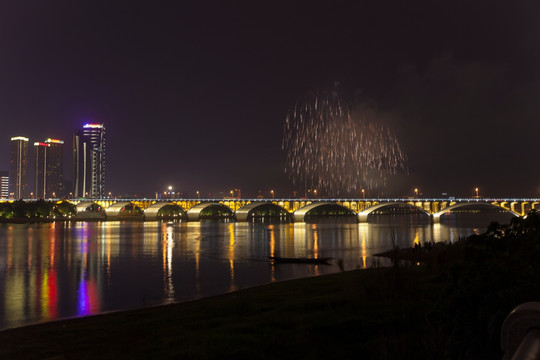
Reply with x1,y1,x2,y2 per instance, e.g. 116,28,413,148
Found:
0,212,514,330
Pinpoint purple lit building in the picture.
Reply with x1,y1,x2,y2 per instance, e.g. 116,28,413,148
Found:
73,124,106,198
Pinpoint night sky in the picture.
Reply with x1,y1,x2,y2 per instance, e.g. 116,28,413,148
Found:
1,1,539,198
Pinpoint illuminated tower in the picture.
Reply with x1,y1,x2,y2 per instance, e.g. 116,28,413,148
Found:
34,138,64,199
0,171,8,198
73,124,106,198
9,136,29,199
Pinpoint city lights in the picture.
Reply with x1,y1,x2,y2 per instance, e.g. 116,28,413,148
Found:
1,4,538,355
74,124,106,198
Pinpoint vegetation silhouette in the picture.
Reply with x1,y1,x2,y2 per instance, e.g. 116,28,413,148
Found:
0,200,76,221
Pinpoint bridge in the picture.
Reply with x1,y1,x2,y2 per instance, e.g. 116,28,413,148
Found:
63,197,540,222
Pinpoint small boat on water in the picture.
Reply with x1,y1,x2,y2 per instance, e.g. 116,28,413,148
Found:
267,256,332,264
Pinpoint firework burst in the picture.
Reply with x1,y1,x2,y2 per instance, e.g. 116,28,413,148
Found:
283,89,407,195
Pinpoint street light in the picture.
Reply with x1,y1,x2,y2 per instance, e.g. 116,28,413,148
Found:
196,190,200,199
362,189,365,199
271,189,274,199
414,188,418,197
475,187,479,197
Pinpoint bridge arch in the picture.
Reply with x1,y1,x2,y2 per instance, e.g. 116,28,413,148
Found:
75,201,106,220
186,202,234,221
105,201,144,220
293,202,356,222
433,202,521,223
358,202,431,222
235,202,291,222
144,202,187,220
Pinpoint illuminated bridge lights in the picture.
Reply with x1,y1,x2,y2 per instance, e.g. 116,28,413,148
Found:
0,197,526,223
2,198,537,222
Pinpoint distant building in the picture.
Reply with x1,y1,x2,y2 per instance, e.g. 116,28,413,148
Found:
73,124,106,198
64,179,72,198
34,142,47,198
9,136,29,199
34,138,65,199
0,171,8,198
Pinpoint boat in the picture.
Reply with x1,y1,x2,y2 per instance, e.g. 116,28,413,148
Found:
267,256,332,264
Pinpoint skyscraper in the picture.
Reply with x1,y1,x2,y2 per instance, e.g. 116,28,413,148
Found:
9,136,29,199
34,142,47,198
34,138,64,199
0,171,8,199
73,124,106,198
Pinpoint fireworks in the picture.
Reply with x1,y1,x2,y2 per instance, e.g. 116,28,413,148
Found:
282,89,407,195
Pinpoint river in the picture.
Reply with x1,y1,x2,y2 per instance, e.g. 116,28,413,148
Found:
0,212,514,330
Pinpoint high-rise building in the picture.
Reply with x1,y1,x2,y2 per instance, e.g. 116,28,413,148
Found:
0,171,8,198
9,136,29,199
34,138,64,199
34,142,47,198
73,124,106,198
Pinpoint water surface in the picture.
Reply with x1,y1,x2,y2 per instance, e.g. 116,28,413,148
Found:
0,212,514,330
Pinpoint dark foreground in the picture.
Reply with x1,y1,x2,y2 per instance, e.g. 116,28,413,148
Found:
0,267,441,360
2,213,540,359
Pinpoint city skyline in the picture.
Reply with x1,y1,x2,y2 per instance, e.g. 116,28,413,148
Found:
1,1,539,198
4,123,105,200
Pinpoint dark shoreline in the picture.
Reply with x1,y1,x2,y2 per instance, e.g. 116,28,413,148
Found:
0,267,438,359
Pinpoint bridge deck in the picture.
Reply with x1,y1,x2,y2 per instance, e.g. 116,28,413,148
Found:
1,198,538,222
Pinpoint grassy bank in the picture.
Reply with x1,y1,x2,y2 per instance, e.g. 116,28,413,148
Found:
1,266,442,359
2,212,540,359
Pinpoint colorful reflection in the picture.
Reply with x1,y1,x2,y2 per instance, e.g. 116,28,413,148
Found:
45,268,58,319
359,223,369,269
161,222,175,301
78,278,99,316
0,213,513,330
228,223,236,291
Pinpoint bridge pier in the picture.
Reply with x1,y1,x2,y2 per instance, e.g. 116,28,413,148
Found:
358,214,369,223
63,197,534,222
